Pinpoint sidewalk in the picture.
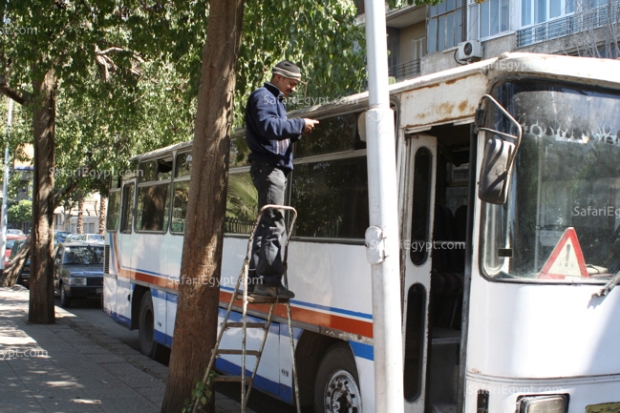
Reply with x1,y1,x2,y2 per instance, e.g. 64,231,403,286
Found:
0,286,253,413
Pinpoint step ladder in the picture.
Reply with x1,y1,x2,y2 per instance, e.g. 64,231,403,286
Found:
192,205,301,413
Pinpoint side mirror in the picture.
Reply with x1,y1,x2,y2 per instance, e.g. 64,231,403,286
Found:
477,95,522,205
479,135,515,204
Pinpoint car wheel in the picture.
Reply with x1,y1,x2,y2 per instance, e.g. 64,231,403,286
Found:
138,291,167,361
60,284,71,308
314,342,362,413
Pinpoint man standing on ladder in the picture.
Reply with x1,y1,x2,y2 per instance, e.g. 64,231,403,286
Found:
245,60,319,299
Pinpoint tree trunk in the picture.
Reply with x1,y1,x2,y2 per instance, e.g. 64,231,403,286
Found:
29,68,57,324
160,1,245,412
0,174,85,287
99,195,107,234
77,194,84,233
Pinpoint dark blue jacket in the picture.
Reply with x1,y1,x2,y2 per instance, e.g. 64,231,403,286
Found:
245,83,305,172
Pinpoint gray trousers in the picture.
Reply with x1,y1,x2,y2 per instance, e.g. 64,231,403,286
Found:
249,161,287,287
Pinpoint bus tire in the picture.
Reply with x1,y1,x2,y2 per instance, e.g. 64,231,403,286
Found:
60,284,71,308
313,342,362,413
138,291,166,360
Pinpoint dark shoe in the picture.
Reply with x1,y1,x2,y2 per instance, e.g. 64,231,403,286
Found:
251,284,295,299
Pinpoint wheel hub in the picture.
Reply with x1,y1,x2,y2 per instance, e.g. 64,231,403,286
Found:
324,370,361,413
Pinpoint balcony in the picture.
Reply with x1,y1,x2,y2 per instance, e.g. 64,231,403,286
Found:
389,59,421,81
517,1,620,47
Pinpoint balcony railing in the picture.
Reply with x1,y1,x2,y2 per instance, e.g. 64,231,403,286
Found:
517,1,620,47
389,59,421,81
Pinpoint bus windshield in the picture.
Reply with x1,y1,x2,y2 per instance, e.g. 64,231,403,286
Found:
482,80,620,282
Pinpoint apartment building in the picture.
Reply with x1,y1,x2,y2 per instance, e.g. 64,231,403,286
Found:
355,0,620,81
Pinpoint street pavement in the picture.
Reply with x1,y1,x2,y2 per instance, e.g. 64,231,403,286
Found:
0,286,255,413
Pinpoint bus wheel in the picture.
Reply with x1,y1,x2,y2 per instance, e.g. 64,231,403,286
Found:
138,292,166,360
314,342,362,413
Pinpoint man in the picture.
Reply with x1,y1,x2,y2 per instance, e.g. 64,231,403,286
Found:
245,60,319,299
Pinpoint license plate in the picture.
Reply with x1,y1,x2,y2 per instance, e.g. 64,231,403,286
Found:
586,402,620,413
96,288,103,294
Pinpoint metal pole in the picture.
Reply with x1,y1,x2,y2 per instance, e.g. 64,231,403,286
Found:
363,1,405,413
1,99,13,270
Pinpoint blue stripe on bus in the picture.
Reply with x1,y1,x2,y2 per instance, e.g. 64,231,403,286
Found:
215,357,292,404
154,329,170,347
149,288,178,304
105,309,132,328
349,340,374,361
220,285,373,321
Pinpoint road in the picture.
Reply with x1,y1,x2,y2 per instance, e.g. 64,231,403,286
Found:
60,296,306,413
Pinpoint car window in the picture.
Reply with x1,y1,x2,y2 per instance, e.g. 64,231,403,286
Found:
62,246,104,265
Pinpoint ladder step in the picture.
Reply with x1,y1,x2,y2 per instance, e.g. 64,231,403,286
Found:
216,349,261,356
224,322,266,329
235,294,289,303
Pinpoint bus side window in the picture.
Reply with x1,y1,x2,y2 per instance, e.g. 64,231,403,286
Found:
106,190,121,232
121,184,135,234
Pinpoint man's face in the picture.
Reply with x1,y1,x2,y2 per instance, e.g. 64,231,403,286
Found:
272,74,299,98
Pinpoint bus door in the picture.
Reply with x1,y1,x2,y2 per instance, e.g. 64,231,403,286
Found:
402,133,437,413
117,179,136,280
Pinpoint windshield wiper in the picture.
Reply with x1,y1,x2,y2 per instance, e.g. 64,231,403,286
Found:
593,271,620,298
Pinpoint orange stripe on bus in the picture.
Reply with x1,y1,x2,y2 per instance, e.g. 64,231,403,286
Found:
115,269,373,339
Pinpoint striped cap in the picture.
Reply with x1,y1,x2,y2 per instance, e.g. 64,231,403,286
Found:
272,60,302,80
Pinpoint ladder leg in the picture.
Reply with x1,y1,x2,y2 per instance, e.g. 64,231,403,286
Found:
243,301,277,409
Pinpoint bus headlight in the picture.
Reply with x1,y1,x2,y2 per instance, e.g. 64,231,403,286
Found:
518,395,567,413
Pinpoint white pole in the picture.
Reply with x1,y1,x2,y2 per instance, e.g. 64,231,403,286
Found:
363,1,405,413
0,99,13,270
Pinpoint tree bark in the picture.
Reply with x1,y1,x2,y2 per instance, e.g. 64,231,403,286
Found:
29,68,57,324
160,1,245,412
0,174,85,287
77,194,84,233
99,195,107,234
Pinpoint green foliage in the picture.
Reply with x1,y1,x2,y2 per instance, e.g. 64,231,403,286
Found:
1,0,372,200
182,370,217,413
7,199,32,227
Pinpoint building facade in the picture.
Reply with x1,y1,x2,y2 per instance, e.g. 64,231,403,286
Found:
355,0,620,81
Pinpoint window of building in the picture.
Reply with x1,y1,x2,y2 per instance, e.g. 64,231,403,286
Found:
521,0,574,27
427,0,464,53
468,0,510,39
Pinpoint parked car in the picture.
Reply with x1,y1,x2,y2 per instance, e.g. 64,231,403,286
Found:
8,238,30,288
54,231,70,244
53,243,104,308
7,229,25,236
65,233,104,244
3,234,27,270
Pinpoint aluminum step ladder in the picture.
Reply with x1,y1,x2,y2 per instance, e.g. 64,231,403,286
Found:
192,205,301,413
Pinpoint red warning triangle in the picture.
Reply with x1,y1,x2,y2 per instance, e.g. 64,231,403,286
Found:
539,227,588,279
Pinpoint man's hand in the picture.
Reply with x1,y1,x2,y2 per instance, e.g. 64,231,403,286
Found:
302,119,319,134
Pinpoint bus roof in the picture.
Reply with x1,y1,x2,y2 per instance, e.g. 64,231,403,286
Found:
132,52,620,162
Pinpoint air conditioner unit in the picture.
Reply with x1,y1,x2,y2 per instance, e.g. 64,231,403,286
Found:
456,40,483,63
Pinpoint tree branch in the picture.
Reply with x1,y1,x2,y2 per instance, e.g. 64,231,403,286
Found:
0,75,28,105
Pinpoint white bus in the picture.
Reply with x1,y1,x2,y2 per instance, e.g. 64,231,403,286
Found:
103,52,620,413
